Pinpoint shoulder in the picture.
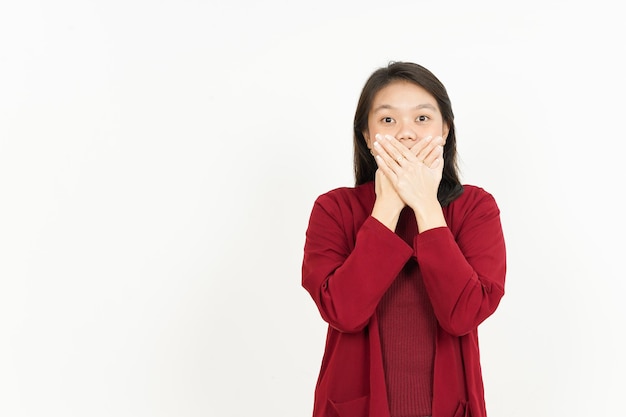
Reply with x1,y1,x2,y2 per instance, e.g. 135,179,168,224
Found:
445,184,502,227
308,182,375,226
314,182,374,209
455,184,499,206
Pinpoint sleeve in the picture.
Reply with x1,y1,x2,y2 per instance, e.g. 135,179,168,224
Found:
415,192,506,336
301,194,413,333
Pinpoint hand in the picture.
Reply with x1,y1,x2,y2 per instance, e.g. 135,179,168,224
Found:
370,141,406,231
373,134,445,211
373,167,405,213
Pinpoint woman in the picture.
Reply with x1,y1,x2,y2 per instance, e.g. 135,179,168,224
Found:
301,61,506,417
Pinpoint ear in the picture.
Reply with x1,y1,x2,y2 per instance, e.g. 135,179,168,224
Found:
442,123,450,145
363,130,372,150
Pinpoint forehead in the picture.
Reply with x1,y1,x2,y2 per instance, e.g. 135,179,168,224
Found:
371,80,438,109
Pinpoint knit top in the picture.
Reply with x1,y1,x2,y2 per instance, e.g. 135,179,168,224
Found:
377,207,437,417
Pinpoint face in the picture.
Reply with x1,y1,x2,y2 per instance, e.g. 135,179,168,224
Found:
363,80,449,150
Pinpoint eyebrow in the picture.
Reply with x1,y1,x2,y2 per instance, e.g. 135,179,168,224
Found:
372,103,438,112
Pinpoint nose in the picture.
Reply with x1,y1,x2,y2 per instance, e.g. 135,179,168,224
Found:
396,119,417,143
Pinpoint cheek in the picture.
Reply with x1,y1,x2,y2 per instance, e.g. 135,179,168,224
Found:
419,127,443,138
427,123,446,137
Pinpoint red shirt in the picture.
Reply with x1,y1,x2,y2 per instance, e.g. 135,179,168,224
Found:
302,182,506,417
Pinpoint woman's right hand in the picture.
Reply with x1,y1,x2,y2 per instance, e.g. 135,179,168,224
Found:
371,157,405,231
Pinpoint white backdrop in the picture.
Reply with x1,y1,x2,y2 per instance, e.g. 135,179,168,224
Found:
1,1,624,416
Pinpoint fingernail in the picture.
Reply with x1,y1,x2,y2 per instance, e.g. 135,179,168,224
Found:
384,135,393,140
375,133,382,140
424,136,432,142
373,141,381,148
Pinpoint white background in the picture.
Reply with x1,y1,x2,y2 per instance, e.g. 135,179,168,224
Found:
1,1,624,416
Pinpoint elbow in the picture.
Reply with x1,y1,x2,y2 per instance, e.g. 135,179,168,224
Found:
308,278,374,333
330,320,370,333
436,290,505,337
321,302,372,333
333,316,371,333
437,317,478,337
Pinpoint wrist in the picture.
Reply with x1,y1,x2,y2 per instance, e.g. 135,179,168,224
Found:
371,200,403,231
412,199,446,233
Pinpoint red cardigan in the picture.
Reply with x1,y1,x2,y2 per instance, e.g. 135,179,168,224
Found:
301,182,506,417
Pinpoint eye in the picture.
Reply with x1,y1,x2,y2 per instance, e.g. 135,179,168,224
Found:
417,115,429,122
381,116,395,123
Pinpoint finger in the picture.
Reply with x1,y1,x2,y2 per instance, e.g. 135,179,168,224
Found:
415,136,444,164
422,143,444,168
375,153,398,181
409,135,433,158
430,157,443,170
381,134,414,163
374,137,404,169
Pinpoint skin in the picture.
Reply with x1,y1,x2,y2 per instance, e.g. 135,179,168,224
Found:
363,80,450,233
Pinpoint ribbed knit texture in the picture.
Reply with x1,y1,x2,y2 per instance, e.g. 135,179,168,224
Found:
377,208,437,417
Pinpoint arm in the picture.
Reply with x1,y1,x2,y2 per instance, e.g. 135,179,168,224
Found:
416,192,506,336
301,194,413,333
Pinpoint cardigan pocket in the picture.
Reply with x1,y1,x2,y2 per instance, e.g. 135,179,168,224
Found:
453,401,469,417
329,395,369,417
